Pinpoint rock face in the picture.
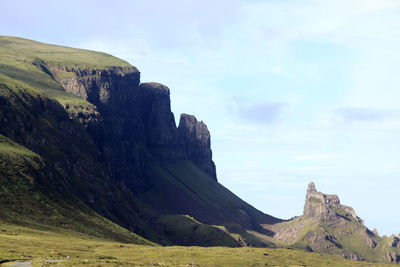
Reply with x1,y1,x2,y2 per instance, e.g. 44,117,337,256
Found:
178,114,217,180
52,65,141,109
52,66,217,186
300,182,400,263
0,36,281,247
139,82,185,162
303,182,359,223
263,182,400,263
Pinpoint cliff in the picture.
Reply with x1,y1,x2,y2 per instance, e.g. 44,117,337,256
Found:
52,64,216,183
2,36,397,263
0,36,279,247
178,114,217,180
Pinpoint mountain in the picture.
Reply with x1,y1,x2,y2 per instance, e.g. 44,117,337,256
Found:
0,36,280,247
262,182,400,263
3,36,397,265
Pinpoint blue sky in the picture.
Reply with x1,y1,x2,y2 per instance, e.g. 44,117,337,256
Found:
2,0,400,236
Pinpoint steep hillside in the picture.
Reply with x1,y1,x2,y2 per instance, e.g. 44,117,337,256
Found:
0,133,151,245
0,36,279,247
262,182,400,263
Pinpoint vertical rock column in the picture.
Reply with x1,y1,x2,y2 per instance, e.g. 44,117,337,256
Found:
178,113,217,181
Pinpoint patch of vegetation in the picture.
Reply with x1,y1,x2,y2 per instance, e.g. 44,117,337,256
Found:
0,36,131,69
0,134,152,246
158,214,239,247
309,197,322,204
0,57,97,118
0,223,394,267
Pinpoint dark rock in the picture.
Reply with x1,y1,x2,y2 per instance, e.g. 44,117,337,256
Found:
49,64,219,182
139,82,185,161
178,113,217,180
388,235,400,248
384,251,400,263
0,37,283,247
341,252,364,261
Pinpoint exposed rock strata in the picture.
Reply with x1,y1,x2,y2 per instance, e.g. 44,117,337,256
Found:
304,182,361,223
178,114,217,180
0,36,280,248
50,65,218,182
139,82,185,162
262,182,400,263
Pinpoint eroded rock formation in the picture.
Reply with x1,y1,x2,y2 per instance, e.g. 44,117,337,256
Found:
47,64,218,184
304,182,360,223
178,114,217,180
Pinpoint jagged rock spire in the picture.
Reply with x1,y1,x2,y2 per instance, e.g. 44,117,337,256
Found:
178,114,217,181
303,182,361,223
307,182,317,193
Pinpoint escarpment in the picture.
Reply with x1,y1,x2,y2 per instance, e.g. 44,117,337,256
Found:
49,64,217,182
0,36,281,247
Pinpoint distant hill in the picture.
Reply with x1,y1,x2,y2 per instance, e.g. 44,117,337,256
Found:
262,182,400,263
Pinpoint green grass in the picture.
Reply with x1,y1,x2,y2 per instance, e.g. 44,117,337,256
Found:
0,134,42,165
0,134,152,246
284,216,400,263
135,161,282,247
158,215,239,247
309,197,322,204
164,161,270,223
0,223,394,267
0,36,108,116
0,67,96,118
0,36,131,69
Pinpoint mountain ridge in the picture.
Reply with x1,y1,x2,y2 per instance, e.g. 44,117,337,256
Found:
1,36,398,264
0,36,279,248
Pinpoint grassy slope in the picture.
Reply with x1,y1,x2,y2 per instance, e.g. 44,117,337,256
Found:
264,205,399,263
0,36,130,69
0,223,392,267
0,36,133,115
0,133,152,246
140,161,278,247
156,161,276,224
157,214,240,247
0,36,265,247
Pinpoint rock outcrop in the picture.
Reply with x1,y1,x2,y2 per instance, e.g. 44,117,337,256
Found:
263,182,400,263
0,36,281,247
178,114,217,180
303,182,360,223
48,65,217,185
301,183,400,263
139,82,185,162
52,65,141,109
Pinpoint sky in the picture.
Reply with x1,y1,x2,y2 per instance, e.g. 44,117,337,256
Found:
2,0,400,236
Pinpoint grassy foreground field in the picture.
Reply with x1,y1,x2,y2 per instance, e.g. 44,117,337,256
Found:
0,223,393,267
